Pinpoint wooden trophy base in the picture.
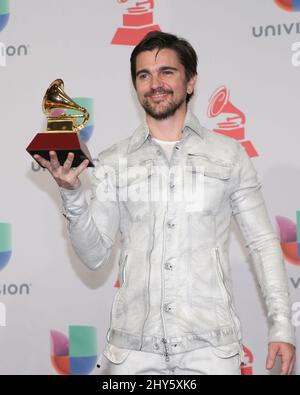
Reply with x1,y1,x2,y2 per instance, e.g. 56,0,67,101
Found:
26,132,95,168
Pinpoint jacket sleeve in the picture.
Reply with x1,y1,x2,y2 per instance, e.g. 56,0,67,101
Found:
229,143,295,346
59,158,120,270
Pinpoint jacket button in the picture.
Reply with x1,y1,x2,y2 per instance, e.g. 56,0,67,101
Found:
164,303,173,312
164,262,174,271
153,343,160,350
170,183,175,189
167,222,175,229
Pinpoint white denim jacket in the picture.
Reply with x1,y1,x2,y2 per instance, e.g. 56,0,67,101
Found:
60,110,295,362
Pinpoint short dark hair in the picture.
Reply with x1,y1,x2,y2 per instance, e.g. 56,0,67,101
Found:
130,31,198,103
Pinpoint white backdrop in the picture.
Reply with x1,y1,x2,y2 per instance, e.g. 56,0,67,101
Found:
0,0,299,375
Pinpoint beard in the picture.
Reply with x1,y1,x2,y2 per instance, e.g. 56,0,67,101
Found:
141,88,186,120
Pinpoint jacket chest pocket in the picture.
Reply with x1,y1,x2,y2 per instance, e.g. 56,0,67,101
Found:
117,160,153,220
185,156,232,215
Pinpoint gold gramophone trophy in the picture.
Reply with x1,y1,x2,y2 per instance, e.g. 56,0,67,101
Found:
26,78,94,167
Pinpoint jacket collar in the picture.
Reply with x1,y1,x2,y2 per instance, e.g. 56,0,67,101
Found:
127,108,204,154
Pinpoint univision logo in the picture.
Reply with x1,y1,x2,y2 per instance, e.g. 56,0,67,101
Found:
0,1,29,67
0,223,11,271
50,325,97,375
0,0,9,32
252,1,300,38
0,302,6,327
274,0,300,11
276,211,300,265
0,43,29,67
0,283,31,295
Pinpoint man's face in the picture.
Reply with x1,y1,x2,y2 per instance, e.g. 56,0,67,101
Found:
135,48,196,120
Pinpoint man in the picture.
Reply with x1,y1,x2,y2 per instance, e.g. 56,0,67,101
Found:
34,31,296,375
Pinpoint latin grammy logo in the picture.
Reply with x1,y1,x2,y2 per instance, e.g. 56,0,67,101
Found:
111,0,161,46
207,86,258,158
241,345,254,375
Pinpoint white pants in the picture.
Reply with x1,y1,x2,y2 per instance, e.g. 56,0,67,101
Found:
97,344,242,375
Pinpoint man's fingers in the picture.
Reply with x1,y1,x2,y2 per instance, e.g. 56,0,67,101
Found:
62,152,75,172
288,355,296,375
280,350,295,375
49,151,60,170
74,159,90,176
280,355,290,375
266,345,278,370
268,343,296,375
34,154,51,171
35,151,88,188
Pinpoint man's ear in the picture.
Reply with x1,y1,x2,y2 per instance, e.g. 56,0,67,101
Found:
187,74,198,95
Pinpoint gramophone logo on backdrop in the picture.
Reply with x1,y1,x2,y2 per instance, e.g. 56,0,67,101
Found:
241,345,254,375
111,0,161,46
0,223,11,271
0,0,9,32
50,325,97,375
274,0,300,11
276,211,300,265
207,86,258,158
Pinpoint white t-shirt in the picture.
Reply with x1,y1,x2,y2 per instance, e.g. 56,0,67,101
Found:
152,137,180,162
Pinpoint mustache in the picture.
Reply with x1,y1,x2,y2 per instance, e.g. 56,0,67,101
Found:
145,88,173,97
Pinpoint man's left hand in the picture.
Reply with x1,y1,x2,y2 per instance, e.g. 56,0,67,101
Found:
266,342,296,375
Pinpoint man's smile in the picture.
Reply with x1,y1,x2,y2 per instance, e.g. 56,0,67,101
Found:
149,93,169,101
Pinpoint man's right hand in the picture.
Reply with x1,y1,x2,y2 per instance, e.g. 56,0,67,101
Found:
34,151,90,190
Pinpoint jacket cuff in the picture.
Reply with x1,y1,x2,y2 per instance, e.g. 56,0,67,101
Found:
59,186,88,217
268,315,296,347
